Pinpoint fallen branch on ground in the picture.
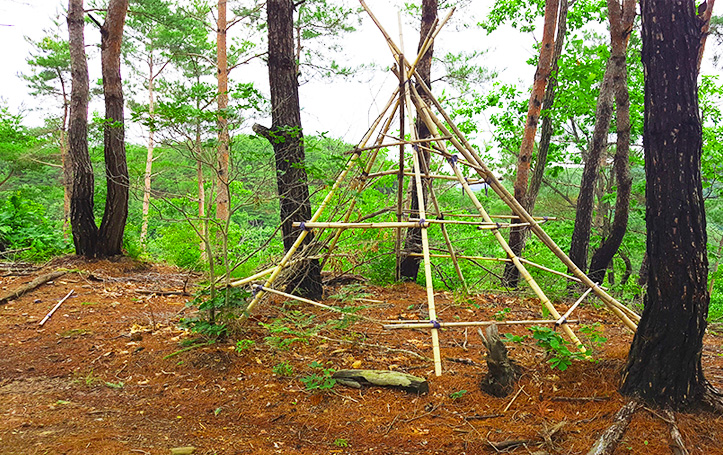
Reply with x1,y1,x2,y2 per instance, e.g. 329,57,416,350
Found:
0,270,67,305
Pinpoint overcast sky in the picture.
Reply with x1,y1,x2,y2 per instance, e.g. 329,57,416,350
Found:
0,0,544,147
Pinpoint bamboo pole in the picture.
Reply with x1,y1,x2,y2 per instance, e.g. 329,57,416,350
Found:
295,221,431,229
407,66,641,329
367,169,483,183
556,285,595,325
360,0,638,328
413,124,469,293
251,284,381,323
229,266,275,287
395,25,405,282
403,89,589,353
39,289,74,326
240,86,401,320
320,99,401,269
404,82,442,377
384,318,579,330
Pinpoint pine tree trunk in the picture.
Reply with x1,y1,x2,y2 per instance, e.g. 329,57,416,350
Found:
503,0,559,287
216,0,230,223
620,0,710,410
256,0,321,299
398,0,437,282
587,0,635,285
97,0,130,257
67,0,98,257
568,57,615,276
525,0,568,215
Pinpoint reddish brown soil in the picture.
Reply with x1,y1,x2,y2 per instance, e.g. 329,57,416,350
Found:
1,258,723,455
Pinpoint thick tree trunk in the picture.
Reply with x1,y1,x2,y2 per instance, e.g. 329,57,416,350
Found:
98,0,130,258
257,0,321,299
216,0,230,223
620,0,710,410
568,57,615,276
503,0,559,287
587,0,636,284
398,0,437,282
67,0,98,257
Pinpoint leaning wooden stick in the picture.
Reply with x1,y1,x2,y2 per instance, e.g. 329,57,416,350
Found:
384,318,579,330
39,289,74,326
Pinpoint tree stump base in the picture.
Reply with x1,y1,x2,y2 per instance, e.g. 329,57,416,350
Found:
478,324,519,397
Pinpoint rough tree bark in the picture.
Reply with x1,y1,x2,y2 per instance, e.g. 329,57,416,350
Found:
525,0,569,215
567,57,615,277
398,0,437,282
254,0,322,299
216,0,230,223
620,0,713,410
97,0,130,257
587,0,636,284
503,0,559,287
67,0,98,257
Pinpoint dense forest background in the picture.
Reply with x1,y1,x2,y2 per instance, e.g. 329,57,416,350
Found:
1,0,723,327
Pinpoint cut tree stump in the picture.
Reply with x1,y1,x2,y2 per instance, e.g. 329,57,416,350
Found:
478,324,519,397
0,270,67,305
332,369,429,394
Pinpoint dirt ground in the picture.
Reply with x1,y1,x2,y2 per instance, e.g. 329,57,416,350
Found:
2,258,723,455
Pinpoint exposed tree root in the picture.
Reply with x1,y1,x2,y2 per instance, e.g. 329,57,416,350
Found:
662,409,689,455
586,399,640,455
701,383,723,413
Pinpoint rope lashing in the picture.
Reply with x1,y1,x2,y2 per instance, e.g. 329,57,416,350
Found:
495,222,501,229
299,222,310,232
543,216,549,224
446,154,459,166
418,218,427,228
430,320,441,329
252,285,264,297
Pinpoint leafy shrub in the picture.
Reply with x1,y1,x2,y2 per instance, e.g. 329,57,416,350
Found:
0,190,70,260
300,361,335,391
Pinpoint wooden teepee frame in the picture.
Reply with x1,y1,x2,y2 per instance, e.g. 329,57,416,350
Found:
235,3,640,377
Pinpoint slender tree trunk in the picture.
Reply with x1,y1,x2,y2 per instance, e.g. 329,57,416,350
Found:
399,0,437,282
525,0,569,215
97,0,130,257
588,0,636,284
255,0,321,299
503,0,559,287
59,79,72,239
67,0,98,257
216,0,230,222
140,51,155,246
567,56,615,276
620,0,711,410
697,0,716,74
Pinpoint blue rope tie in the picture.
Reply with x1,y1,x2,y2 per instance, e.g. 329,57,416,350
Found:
252,285,264,297
430,320,441,329
299,222,309,231
543,216,549,223
446,154,458,166
495,222,501,229
418,218,426,227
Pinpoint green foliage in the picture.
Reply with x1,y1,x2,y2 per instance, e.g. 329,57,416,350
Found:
299,361,336,392
493,307,511,321
261,311,319,350
272,362,295,377
235,339,255,351
180,287,250,339
0,190,70,260
333,438,349,448
449,389,468,400
529,323,607,371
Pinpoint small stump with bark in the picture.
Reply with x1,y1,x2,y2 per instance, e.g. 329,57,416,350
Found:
478,324,520,397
